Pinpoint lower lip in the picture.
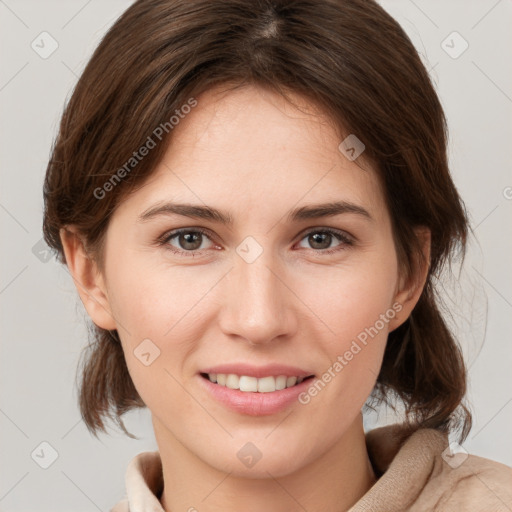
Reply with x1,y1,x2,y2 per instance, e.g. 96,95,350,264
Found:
198,374,315,416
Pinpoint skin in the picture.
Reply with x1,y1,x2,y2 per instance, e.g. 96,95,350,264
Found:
61,84,429,512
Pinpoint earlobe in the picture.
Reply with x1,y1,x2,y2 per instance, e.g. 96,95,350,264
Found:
59,226,117,331
388,227,431,332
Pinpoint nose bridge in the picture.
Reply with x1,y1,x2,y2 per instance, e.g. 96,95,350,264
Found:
220,240,296,345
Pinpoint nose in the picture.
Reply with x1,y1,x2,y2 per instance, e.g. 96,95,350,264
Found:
218,248,298,346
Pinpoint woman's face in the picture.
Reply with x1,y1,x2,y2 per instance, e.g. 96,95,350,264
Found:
88,84,416,477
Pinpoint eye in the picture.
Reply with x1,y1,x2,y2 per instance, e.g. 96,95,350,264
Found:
157,228,217,257
296,228,354,254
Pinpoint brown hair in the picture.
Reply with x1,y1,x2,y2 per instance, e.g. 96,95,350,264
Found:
43,0,472,440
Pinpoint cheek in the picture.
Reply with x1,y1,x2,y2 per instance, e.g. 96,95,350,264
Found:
297,253,398,345
107,254,211,340
105,259,218,392
293,251,399,407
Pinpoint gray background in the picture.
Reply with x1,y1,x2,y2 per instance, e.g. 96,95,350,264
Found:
1,0,511,510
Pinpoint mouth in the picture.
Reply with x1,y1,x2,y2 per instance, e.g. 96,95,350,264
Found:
200,372,315,393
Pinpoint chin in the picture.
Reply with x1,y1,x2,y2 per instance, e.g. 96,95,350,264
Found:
197,434,313,479
216,453,305,479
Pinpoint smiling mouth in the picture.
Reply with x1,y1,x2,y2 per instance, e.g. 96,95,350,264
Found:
200,373,315,393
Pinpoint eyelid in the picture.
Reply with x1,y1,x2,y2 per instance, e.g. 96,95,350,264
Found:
299,226,355,243
156,226,217,248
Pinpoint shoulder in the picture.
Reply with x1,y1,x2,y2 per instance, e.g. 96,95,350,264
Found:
360,425,512,512
394,427,512,511
424,449,512,511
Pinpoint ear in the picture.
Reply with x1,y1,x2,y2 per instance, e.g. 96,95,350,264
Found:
388,227,431,331
59,226,117,331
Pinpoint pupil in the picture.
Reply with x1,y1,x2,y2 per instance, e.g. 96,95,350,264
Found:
310,232,330,249
181,232,201,250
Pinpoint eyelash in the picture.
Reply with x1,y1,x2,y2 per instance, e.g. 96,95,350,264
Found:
156,227,354,258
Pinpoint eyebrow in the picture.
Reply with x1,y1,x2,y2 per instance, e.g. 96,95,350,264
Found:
137,200,372,224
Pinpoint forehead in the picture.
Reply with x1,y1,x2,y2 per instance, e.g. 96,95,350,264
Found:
115,84,387,224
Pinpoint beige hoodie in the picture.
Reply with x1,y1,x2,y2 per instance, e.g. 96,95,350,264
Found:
110,424,512,512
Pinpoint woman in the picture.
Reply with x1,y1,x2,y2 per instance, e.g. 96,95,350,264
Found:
42,0,512,510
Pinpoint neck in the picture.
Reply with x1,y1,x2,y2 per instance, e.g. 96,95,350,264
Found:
155,414,376,512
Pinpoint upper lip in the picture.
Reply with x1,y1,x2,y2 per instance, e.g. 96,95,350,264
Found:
200,363,314,379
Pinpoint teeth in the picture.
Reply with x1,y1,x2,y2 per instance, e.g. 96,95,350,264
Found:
239,376,258,392
207,373,308,392
275,375,287,390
